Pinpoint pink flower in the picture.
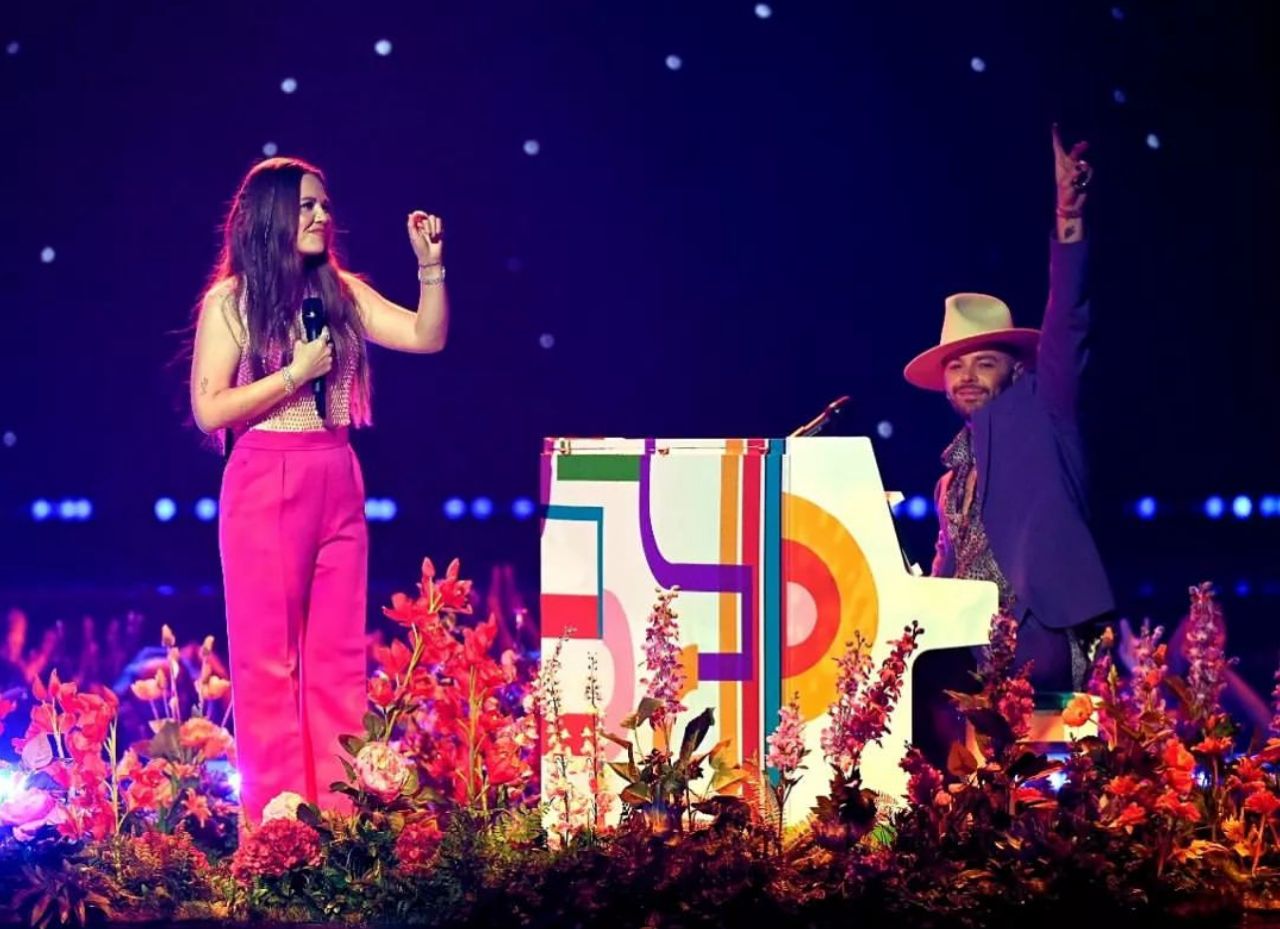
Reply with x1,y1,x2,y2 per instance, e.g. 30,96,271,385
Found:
354,741,412,801
766,696,807,776
0,783,68,841
639,589,687,728
821,622,922,775
900,746,944,807
1185,582,1229,717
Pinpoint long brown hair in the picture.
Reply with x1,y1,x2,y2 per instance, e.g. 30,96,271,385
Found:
202,157,370,424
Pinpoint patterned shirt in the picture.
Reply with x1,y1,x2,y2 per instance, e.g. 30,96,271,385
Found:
941,426,1015,610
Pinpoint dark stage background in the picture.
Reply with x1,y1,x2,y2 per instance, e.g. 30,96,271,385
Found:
2,2,1277,690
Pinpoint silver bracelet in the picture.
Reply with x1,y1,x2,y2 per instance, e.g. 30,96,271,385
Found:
417,265,446,286
281,366,297,395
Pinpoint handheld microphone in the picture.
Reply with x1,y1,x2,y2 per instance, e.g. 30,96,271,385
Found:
789,395,851,438
301,297,327,421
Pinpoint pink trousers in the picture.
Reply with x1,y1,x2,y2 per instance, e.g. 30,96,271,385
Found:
219,428,368,823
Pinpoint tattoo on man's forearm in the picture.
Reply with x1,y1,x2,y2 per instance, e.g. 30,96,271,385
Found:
200,376,209,396
1064,224,1077,239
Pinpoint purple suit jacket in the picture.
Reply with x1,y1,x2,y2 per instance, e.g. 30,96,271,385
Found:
932,239,1114,630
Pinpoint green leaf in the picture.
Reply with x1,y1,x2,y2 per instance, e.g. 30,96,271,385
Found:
608,762,641,788
29,894,51,929
947,742,979,777
635,697,663,726
620,782,652,805
340,757,357,784
603,731,633,751
363,712,382,739
710,768,748,794
401,766,420,796
296,803,323,828
1008,748,1057,782
146,720,182,761
339,734,366,757
679,708,715,765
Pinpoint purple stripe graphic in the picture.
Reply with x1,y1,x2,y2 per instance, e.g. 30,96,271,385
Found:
638,439,753,681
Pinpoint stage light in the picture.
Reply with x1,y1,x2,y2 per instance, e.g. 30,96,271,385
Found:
1232,495,1253,519
1135,496,1156,520
1112,88,1127,104
375,39,392,56
2,431,15,447
41,247,55,263
0,769,25,803
1203,496,1224,519
1146,133,1161,150
665,55,683,71
523,139,540,156
1110,6,1125,21
471,497,494,519
58,499,78,520
195,498,218,521
970,57,987,73
156,585,175,596
262,141,278,156
876,421,894,439
281,77,298,94
754,4,772,18
443,497,466,520
906,496,929,520
512,497,536,519
1236,580,1251,597
155,498,177,522
1260,496,1279,517
539,333,555,349
31,499,52,521
5,41,18,56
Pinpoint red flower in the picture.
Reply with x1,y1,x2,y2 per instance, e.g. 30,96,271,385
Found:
383,592,440,631
1105,774,1146,800
1161,739,1196,794
395,817,443,873
374,639,413,678
1244,789,1280,819
1111,802,1148,829
435,558,474,613
369,675,397,708
1191,734,1233,756
1154,789,1201,823
231,819,322,880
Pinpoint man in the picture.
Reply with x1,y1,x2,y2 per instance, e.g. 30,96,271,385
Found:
906,126,1114,698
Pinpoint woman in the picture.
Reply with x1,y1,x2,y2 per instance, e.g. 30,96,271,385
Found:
190,157,448,823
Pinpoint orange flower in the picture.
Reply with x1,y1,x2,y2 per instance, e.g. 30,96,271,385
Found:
1161,739,1196,794
1061,694,1093,728
179,717,234,759
198,675,231,701
182,792,213,828
131,678,163,702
